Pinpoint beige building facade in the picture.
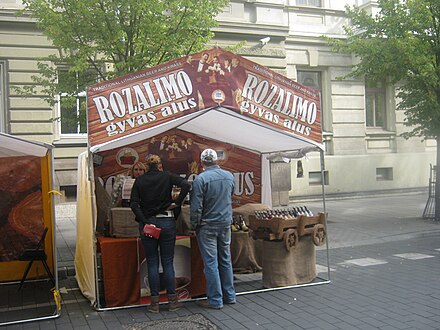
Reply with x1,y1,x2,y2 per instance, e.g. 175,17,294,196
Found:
0,0,434,200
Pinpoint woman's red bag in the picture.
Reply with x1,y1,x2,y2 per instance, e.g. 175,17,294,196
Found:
143,224,161,239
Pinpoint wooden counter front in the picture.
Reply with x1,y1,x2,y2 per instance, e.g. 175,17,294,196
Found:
97,237,140,307
97,236,205,308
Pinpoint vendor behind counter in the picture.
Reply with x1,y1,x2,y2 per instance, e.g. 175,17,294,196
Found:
111,161,147,207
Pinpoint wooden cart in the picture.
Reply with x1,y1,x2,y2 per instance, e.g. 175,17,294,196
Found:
249,212,326,251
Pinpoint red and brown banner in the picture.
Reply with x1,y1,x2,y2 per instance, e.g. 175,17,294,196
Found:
87,48,322,147
94,129,261,206
0,156,44,263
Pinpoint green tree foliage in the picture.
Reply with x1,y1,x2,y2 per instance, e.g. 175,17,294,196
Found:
20,0,229,103
328,0,440,219
328,0,440,139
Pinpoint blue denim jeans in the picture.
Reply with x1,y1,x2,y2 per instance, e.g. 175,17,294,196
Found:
196,224,236,307
140,216,176,297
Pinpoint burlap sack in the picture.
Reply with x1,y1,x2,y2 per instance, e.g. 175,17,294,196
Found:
176,205,191,235
95,177,111,234
109,207,139,238
230,232,262,273
262,236,316,288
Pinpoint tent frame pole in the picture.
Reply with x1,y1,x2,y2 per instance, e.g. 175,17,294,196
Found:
93,277,331,311
88,150,103,309
319,149,331,281
49,149,62,318
0,314,60,326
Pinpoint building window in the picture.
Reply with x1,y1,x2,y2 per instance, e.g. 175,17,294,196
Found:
376,167,393,181
58,91,87,135
57,69,96,136
365,78,386,128
298,71,321,92
309,171,329,186
297,70,325,128
0,61,6,133
297,0,322,7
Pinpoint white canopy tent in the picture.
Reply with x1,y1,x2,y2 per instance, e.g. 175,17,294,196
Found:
0,133,60,325
90,108,321,155
0,132,52,157
89,107,323,206
77,47,330,309
76,106,328,308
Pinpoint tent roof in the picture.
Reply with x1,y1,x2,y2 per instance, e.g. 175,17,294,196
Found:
0,133,53,158
90,107,323,154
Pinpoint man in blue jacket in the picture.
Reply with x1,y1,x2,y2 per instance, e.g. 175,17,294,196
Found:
190,148,236,309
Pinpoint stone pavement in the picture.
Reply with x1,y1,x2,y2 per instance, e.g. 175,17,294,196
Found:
304,191,439,249
3,191,440,329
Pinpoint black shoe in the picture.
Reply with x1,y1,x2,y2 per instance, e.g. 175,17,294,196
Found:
224,300,236,305
197,300,223,309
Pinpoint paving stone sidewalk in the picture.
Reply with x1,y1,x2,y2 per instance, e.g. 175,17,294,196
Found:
4,191,440,329
47,230,440,330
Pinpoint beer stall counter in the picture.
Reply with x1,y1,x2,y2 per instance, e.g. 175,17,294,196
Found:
76,48,329,309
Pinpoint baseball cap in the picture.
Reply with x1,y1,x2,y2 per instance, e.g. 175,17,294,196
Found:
200,148,218,163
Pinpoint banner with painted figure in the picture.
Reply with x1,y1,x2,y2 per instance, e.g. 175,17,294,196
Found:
87,48,322,147
94,129,262,208
0,156,43,262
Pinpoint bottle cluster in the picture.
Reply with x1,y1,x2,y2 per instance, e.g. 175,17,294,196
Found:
254,206,313,220
231,214,249,232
